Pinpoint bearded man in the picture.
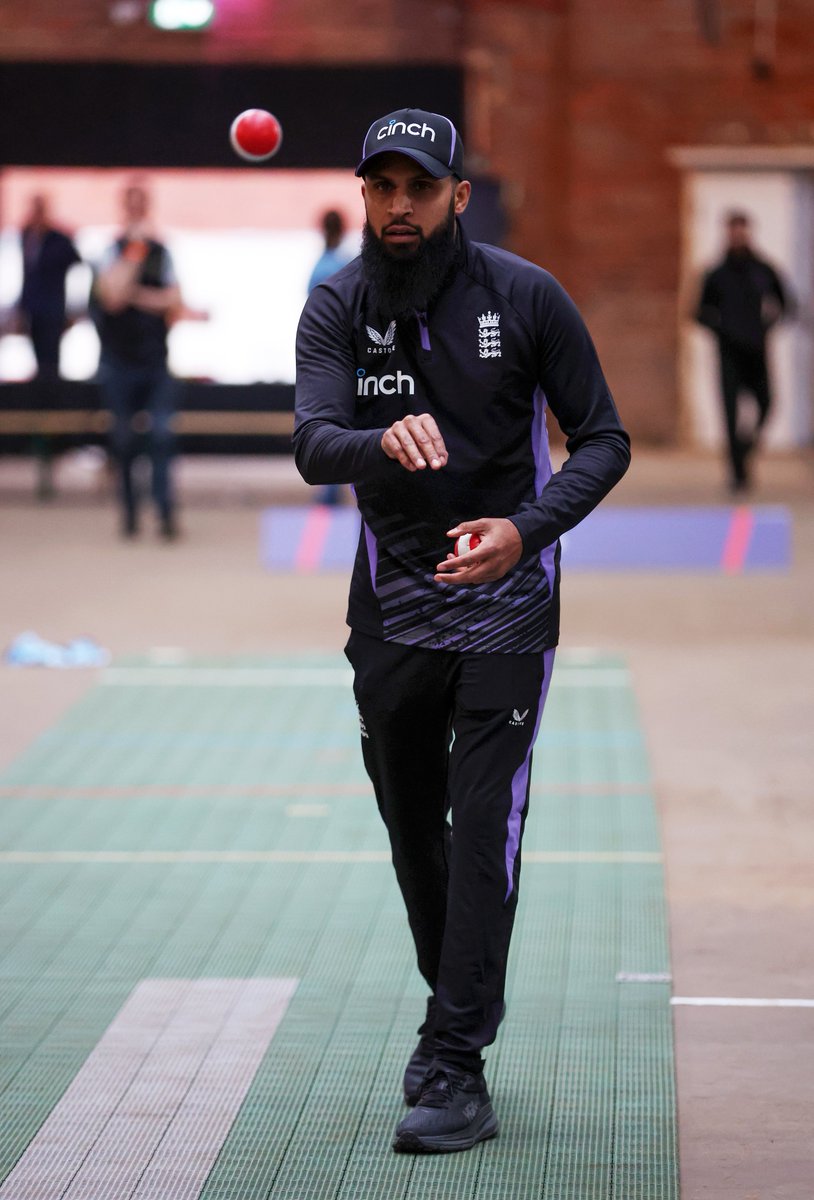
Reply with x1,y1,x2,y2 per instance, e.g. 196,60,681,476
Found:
294,108,630,1154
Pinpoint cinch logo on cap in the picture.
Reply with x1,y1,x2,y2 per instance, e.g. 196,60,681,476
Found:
376,119,437,143
355,108,464,180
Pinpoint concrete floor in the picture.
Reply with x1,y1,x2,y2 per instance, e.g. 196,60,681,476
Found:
1,447,813,1199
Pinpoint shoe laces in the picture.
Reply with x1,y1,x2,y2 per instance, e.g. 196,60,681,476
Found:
418,1067,468,1108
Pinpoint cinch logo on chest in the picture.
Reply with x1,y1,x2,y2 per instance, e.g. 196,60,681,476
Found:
356,368,415,397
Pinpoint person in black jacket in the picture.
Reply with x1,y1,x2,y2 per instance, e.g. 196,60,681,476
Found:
294,108,630,1154
695,211,791,491
17,194,81,379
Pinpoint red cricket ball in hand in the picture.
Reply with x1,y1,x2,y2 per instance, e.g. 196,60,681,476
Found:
229,109,283,162
454,532,481,556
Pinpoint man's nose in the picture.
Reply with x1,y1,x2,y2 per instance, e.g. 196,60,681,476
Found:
388,189,413,217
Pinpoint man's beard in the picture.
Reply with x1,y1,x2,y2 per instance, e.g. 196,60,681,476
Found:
361,201,459,321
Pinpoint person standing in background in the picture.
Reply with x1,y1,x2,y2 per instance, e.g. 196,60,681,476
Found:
17,193,81,379
94,179,183,539
307,209,354,506
307,209,352,293
695,211,792,492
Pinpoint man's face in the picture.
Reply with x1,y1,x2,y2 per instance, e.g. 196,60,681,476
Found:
123,185,149,226
362,153,470,256
727,218,751,251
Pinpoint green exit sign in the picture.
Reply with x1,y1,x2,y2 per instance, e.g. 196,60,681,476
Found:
149,0,215,30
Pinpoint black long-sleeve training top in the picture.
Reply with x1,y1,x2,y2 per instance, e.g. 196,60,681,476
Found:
294,225,630,654
696,249,790,354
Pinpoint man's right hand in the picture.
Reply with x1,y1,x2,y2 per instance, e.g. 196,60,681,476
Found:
382,413,448,472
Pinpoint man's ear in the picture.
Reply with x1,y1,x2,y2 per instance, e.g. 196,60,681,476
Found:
454,179,472,216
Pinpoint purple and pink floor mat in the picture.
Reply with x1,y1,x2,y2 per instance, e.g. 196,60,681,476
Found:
260,505,791,574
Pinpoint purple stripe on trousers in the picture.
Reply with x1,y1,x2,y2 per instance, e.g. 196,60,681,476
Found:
504,646,556,900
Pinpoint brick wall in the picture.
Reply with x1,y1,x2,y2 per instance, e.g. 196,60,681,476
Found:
469,0,814,441
3,0,814,442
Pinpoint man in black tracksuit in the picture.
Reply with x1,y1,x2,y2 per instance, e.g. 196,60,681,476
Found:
695,210,790,490
294,108,630,1153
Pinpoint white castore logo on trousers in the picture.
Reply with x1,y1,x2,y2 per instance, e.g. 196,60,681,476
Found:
478,311,501,358
510,707,529,727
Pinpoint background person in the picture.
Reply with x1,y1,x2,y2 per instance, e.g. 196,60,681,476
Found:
307,208,354,506
17,193,81,380
94,179,183,539
294,107,630,1155
695,210,792,491
12,193,82,499
307,208,353,293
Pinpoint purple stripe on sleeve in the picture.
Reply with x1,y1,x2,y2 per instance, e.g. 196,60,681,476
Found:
531,386,552,494
504,646,556,900
532,386,557,595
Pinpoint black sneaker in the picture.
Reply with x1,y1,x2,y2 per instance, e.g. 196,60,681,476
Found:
403,997,437,1105
393,1066,498,1153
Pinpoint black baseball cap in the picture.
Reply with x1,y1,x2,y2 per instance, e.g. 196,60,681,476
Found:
355,108,465,180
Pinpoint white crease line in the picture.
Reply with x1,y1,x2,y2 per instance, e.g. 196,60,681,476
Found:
0,849,660,865
616,972,672,984
671,997,814,1008
99,667,630,688
285,804,330,818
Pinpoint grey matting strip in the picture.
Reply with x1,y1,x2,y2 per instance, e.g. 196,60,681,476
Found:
0,978,297,1200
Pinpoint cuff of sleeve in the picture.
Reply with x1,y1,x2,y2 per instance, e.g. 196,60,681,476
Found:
507,513,559,559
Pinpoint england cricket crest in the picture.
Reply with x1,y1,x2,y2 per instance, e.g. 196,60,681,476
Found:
477,310,501,358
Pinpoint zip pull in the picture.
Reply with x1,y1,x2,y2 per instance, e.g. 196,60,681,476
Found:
416,310,432,353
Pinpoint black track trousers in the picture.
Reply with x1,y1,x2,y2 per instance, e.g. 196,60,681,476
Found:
345,629,556,1073
718,343,771,486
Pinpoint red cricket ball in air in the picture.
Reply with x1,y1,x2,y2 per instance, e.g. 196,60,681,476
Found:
229,109,283,162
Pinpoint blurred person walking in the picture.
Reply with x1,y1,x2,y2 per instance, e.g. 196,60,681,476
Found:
94,179,183,539
294,108,630,1154
695,211,791,491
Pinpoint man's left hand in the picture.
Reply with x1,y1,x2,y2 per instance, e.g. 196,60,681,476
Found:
434,518,523,585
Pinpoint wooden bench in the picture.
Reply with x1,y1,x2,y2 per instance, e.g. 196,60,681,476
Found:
0,380,296,497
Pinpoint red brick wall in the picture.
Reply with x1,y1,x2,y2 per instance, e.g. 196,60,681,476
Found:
469,0,814,441
4,0,814,442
